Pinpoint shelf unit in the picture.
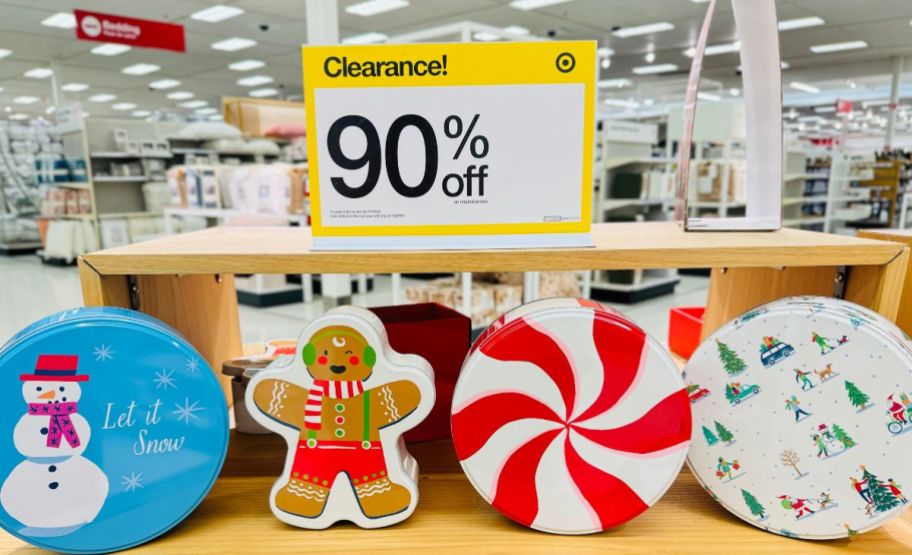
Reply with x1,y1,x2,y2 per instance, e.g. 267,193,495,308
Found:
60,222,912,553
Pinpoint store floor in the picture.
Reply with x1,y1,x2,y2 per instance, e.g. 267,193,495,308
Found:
0,256,709,347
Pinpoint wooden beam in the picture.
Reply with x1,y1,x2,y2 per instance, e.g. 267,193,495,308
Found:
844,247,909,324
77,256,131,307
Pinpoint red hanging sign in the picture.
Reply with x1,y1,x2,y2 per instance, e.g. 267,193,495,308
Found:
74,10,185,53
836,99,853,114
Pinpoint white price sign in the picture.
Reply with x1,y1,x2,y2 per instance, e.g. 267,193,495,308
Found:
303,42,595,250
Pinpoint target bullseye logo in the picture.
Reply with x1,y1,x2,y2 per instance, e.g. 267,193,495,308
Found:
555,52,575,73
80,15,102,38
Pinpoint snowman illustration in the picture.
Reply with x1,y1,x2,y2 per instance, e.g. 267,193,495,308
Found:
0,355,108,537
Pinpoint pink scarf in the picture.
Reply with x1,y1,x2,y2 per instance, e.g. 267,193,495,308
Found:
304,380,364,430
28,402,80,448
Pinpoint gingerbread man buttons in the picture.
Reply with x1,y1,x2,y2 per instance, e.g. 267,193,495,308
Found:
246,306,435,529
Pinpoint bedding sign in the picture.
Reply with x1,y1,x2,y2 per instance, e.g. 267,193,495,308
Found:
302,41,595,250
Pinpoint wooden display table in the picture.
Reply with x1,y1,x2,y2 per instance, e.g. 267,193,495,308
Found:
6,221,902,552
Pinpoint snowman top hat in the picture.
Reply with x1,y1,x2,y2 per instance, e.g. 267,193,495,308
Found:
20,354,88,382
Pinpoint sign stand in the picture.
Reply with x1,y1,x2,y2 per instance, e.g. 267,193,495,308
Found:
675,0,783,231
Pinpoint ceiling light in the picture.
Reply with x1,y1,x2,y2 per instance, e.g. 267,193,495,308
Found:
797,116,824,123
9,114,28,121
600,58,611,69
643,98,654,106
863,99,890,108
41,12,76,29
810,40,867,54
603,98,639,109
167,91,194,100
121,63,161,76
786,108,798,119
149,79,181,89
847,79,857,89
689,0,710,3
91,43,131,56
632,63,678,75
789,81,820,94
473,32,500,42
180,100,208,109
195,107,218,115
112,102,137,111
343,32,388,45
191,5,244,22
503,25,529,35
697,91,721,102
237,75,273,86
45,106,55,114
815,105,836,113
597,47,614,57
0,49,11,60
132,110,151,117
88,94,116,103
207,114,223,122
598,78,633,88
13,96,39,105
729,88,741,96
249,87,278,97
211,37,257,51
613,22,674,38
509,0,573,10
684,41,740,57
228,59,266,71
778,16,825,31
737,60,788,71
24,68,53,79
62,83,89,92
645,51,656,63
346,0,410,16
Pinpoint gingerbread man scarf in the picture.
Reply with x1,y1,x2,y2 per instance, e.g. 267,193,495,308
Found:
28,402,80,448
304,380,364,430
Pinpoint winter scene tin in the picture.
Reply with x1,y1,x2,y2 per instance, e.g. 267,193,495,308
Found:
685,296,912,540
451,298,691,535
0,308,229,554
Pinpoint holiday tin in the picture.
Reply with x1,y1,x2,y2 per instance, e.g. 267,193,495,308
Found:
245,305,435,529
685,296,912,539
0,308,229,554
451,298,691,535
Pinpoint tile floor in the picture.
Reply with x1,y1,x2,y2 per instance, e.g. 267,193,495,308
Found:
0,255,709,347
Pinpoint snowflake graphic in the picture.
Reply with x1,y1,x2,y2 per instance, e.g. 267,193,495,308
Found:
121,472,144,492
185,357,200,374
172,397,205,425
153,369,177,390
93,344,115,362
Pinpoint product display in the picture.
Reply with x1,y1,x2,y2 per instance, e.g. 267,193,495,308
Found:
246,306,435,529
452,298,691,534
685,296,912,539
0,308,229,553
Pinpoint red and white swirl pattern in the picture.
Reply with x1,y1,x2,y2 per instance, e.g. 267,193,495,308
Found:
452,298,691,534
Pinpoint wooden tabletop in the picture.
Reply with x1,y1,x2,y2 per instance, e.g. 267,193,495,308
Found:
81,222,905,275
3,432,910,554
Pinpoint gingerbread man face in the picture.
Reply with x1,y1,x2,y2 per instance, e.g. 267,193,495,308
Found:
302,326,375,382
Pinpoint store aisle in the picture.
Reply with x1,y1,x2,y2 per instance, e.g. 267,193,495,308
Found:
0,256,708,348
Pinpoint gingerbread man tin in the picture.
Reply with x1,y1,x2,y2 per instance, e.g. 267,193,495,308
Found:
685,296,912,539
246,306,435,529
0,307,229,554
451,298,691,535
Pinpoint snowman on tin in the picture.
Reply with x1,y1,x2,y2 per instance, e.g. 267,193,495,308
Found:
0,355,108,537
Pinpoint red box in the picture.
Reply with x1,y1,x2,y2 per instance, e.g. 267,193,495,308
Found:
369,303,470,443
668,306,705,360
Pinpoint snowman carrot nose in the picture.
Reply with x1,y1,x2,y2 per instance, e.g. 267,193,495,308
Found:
38,390,55,400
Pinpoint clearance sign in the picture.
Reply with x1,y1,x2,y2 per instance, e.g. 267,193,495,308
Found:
302,42,595,250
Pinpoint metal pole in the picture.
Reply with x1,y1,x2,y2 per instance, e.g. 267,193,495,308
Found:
885,56,904,149
306,0,339,45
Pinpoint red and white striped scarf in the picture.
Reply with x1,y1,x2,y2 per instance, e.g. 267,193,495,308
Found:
304,379,365,430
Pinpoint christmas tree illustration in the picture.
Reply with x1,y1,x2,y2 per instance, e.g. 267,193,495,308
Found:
702,425,719,446
863,466,901,514
779,449,804,478
741,489,766,521
845,381,870,410
715,420,735,444
832,424,856,448
716,339,747,376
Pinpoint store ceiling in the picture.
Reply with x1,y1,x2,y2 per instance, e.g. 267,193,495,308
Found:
1,0,912,120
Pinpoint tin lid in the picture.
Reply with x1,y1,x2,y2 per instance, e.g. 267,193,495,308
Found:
0,308,229,553
685,296,912,540
452,298,691,535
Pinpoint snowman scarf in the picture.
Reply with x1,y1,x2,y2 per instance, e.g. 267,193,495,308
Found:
27,402,80,448
304,380,364,430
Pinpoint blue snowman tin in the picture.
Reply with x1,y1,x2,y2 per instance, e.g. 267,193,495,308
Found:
0,308,230,553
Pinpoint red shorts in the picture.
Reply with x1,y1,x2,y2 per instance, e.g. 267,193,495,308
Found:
290,440,388,487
